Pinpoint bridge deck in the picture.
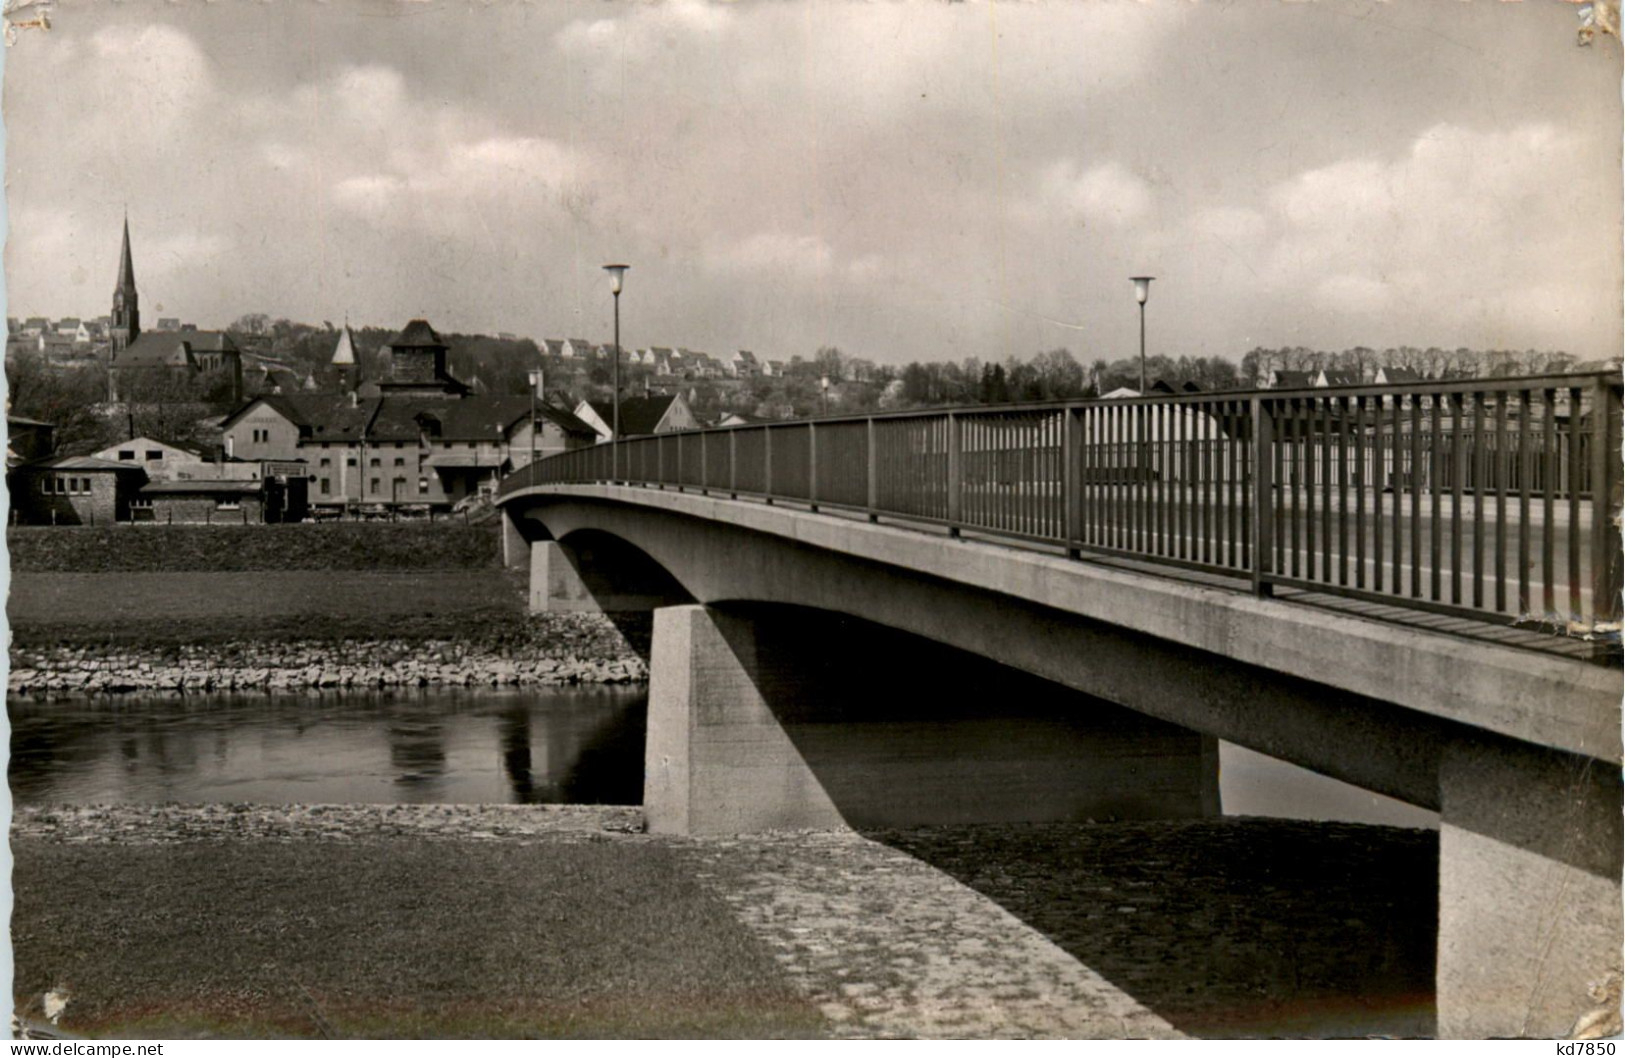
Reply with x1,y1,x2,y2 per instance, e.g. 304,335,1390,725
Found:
501,374,1622,665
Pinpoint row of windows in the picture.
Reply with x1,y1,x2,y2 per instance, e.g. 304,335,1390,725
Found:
39,475,94,494
318,477,431,496
127,498,240,511
319,456,423,468
116,450,166,461
314,441,486,450
250,428,271,444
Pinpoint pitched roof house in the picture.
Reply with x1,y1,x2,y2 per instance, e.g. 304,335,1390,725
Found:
1268,370,1316,390
573,392,698,440
93,435,240,482
1374,366,1424,385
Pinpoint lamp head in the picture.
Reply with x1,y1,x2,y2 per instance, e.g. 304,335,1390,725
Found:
603,263,630,295
1131,276,1154,305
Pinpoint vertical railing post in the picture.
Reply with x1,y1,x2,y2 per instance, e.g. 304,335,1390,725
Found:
700,429,710,495
729,429,738,499
1064,406,1083,558
764,426,774,504
947,412,962,536
657,435,665,489
866,417,879,522
1589,377,1622,624
1251,395,1275,597
808,422,819,511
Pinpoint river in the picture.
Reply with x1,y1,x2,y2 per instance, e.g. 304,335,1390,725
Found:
9,687,646,806
9,686,1437,827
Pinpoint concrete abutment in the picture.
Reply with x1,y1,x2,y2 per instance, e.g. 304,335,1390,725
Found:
525,533,690,614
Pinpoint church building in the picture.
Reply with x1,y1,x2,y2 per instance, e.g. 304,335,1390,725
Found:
105,218,244,405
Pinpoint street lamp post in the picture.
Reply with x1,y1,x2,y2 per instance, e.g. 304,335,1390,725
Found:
603,264,629,480
1131,276,1154,394
528,368,543,471
1130,276,1155,488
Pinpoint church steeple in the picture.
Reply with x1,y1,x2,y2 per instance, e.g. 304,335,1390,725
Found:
110,214,139,355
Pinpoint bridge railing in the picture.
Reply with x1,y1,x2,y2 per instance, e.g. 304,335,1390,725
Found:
503,372,1623,630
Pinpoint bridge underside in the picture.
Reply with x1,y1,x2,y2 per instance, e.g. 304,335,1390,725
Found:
647,601,1222,831
502,489,1621,1039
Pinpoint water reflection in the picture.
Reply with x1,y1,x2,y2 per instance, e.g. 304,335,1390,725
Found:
9,687,647,806
499,706,534,803
387,715,447,797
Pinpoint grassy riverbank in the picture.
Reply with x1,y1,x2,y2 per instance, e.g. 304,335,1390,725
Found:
9,570,527,645
8,538,652,690
8,521,519,651
14,834,821,1038
7,522,503,573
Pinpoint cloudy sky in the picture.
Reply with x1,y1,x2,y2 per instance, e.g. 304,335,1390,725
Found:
4,0,1620,367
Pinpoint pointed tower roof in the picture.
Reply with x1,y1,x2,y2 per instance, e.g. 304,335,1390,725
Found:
330,324,358,366
115,215,136,293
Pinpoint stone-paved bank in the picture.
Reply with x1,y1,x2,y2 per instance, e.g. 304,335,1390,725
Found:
9,612,650,696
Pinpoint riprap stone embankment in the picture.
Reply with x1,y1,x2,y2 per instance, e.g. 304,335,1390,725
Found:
10,612,650,696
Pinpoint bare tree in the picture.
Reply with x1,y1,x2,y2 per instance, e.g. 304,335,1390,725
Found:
5,351,114,454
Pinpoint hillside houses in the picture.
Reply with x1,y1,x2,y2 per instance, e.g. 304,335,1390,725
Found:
528,335,781,382
7,314,112,364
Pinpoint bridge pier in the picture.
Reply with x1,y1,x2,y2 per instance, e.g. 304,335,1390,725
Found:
1435,738,1622,1039
644,603,1220,836
645,603,842,833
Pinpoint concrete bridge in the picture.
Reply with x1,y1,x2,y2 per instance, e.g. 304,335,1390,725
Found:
496,374,1622,1039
